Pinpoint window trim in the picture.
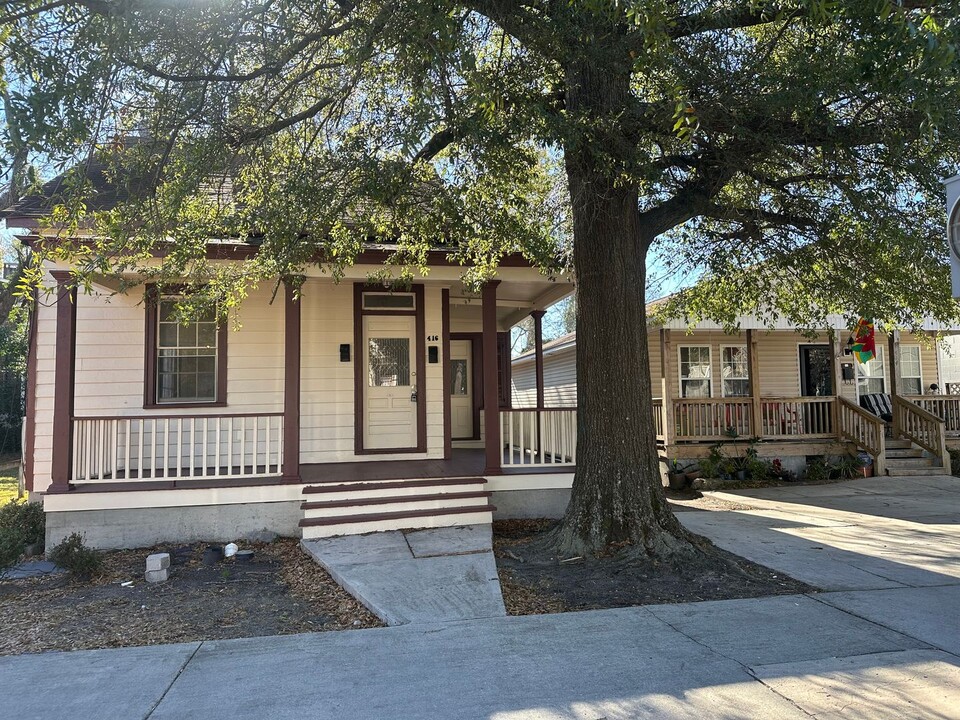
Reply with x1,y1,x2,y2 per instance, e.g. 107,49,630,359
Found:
855,345,886,399
719,344,750,398
899,344,923,396
143,285,228,409
678,345,713,398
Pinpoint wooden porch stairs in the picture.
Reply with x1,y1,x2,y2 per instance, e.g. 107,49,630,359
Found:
883,439,949,476
299,477,496,539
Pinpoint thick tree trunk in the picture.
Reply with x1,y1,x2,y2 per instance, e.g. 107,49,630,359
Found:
549,61,698,559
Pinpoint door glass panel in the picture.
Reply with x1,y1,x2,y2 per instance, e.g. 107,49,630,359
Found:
368,338,411,386
450,360,468,395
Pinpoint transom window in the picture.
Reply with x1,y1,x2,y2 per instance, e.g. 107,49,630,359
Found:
721,346,750,397
857,346,886,396
679,346,712,398
156,298,219,403
362,292,415,310
899,345,922,396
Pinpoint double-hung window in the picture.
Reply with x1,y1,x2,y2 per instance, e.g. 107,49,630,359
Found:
899,346,923,396
679,346,712,398
857,346,886,396
721,346,750,397
151,296,223,405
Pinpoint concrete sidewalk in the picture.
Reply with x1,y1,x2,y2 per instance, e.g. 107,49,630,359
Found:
3,587,959,720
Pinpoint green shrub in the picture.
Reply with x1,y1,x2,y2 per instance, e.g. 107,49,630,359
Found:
48,533,102,579
0,500,46,569
804,457,831,482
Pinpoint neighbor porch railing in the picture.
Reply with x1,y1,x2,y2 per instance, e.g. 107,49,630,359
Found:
499,408,576,467
893,396,951,473
903,395,960,435
71,413,284,484
666,396,836,443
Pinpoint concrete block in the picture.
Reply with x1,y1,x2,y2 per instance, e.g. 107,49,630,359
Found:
146,553,170,572
145,568,169,583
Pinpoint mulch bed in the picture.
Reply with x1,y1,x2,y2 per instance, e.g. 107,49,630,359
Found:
494,515,813,615
0,539,382,655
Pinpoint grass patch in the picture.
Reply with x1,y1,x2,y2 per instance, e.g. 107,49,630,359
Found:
0,476,19,505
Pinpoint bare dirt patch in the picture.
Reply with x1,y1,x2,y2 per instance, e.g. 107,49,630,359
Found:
0,539,382,655
494,518,812,615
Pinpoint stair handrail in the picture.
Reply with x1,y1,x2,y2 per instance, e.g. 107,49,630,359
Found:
892,395,951,474
836,397,887,475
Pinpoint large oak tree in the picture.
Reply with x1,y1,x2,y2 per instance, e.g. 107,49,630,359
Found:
3,1,960,557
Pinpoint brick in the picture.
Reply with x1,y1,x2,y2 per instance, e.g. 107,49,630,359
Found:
145,568,169,583
145,553,170,572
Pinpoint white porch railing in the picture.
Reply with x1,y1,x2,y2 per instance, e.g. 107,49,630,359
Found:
500,408,576,467
71,413,284,484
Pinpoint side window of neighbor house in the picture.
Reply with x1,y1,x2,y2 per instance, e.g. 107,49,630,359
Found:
721,346,750,397
679,346,712,397
899,346,922,396
857,346,885,396
157,299,219,403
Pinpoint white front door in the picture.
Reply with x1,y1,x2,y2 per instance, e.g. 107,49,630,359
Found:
363,316,418,450
450,339,474,439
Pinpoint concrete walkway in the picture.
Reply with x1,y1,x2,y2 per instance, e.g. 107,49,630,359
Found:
678,474,960,591
301,524,506,625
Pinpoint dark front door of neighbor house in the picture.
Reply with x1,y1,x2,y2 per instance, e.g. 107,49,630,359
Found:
799,344,834,396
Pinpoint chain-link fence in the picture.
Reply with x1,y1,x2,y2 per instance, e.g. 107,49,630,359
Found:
0,370,24,455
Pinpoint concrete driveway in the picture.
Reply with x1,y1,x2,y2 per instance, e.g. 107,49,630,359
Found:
2,475,958,719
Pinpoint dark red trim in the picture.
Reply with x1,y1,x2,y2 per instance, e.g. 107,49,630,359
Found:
18,234,537,268
303,477,486,492
482,280,501,473
50,272,76,492
414,284,427,452
531,310,546,409
142,284,228,408
441,288,452,460
353,283,427,455
283,282,301,481
451,331,483,440
22,288,39,492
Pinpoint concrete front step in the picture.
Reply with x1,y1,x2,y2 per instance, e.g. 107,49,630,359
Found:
302,477,487,503
300,505,497,539
301,491,492,518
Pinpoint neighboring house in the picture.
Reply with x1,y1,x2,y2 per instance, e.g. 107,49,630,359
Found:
514,311,960,478
4,158,575,548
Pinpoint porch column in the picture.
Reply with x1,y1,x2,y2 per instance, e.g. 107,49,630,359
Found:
746,329,761,436
50,271,76,493
888,330,901,436
282,279,302,482
531,310,546,408
830,332,843,440
659,329,674,446
483,280,501,473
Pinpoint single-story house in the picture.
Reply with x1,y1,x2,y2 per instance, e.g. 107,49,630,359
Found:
513,314,960,479
5,159,576,549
